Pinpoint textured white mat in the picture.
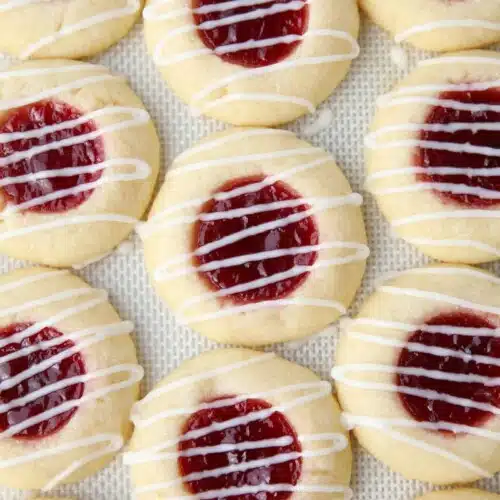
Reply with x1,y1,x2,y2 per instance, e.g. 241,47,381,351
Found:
0,11,499,500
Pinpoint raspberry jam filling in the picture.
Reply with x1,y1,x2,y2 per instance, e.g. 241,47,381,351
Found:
192,175,319,304
178,396,302,499
416,87,500,208
0,323,85,440
0,100,104,214
192,0,309,68
397,312,500,431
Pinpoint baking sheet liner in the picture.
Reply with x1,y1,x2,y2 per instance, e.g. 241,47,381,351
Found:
0,13,498,500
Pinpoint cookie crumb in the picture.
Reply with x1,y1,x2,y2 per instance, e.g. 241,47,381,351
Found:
390,45,409,71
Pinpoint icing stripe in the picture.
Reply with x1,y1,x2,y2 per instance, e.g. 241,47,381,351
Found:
395,19,500,44
341,414,490,478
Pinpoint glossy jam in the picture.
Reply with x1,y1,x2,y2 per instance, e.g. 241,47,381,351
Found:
397,312,500,430
192,0,309,68
0,100,104,213
192,175,319,304
0,323,85,440
178,396,302,499
416,88,500,207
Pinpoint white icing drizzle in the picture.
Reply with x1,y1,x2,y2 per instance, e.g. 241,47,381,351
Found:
0,270,143,491
139,129,369,324
365,69,500,255
0,0,141,59
395,19,500,45
302,107,334,136
420,55,500,68
0,65,153,241
144,0,359,112
407,264,500,284
341,414,491,478
331,267,500,475
125,352,352,499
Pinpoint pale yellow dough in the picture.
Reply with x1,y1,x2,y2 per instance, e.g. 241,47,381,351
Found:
0,267,141,489
0,59,160,268
127,348,352,499
360,0,500,52
366,50,500,264
142,128,367,345
143,0,359,126
334,264,500,485
0,0,143,59
417,489,500,500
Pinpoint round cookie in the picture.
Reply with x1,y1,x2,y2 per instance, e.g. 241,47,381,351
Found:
0,59,159,267
359,0,500,52
141,128,368,345
125,348,352,500
417,490,500,500
143,0,359,126
333,264,500,485
0,266,142,489
366,50,500,264
0,0,143,60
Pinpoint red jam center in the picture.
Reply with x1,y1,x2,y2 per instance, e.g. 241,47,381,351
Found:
192,0,309,68
178,396,302,499
0,100,104,213
193,175,319,304
397,312,500,431
416,87,500,208
0,323,85,440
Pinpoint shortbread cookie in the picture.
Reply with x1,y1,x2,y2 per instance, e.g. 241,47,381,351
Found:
333,264,500,484
141,128,368,345
0,59,159,267
417,489,500,500
360,0,500,52
0,267,142,490
126,348,352,499
0,0,142,60
143,0,359,126
366,50,500,264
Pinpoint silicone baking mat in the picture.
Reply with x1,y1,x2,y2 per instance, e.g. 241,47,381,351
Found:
1,11,499,500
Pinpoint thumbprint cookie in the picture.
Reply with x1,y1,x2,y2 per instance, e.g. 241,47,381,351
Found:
140,128,368,345
366,50,500,264
0,59,159,267
417,489,500,500
0,0,142,60
143,0,359,126
0,266,142,490
333,264,500,485
125,348,352,499
360,0,500,53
